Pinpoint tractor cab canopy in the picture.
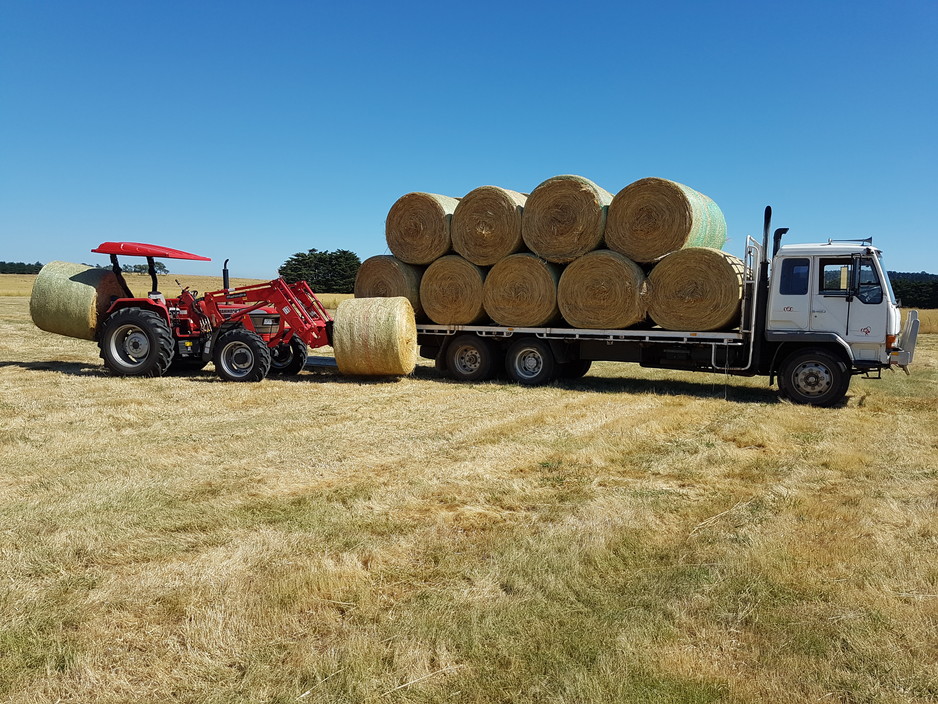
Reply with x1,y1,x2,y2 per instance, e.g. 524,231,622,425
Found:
93,242,211,298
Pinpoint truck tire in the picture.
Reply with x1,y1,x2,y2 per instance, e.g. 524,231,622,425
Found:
98,307,174,377
213,328,272,382
445,334,496,381
558,359,592,379
506,338,556,385
778,349,850,407
269,337,308,376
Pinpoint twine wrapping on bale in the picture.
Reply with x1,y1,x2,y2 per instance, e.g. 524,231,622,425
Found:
354,255,425,319
605,177,727,263
386,192,460,265
419,255,488,325
558,250,646,329
521,175,613,263
482,253,561,327
30,261,127,340
645,247,744,331
332,297,417,376
451,186,527,266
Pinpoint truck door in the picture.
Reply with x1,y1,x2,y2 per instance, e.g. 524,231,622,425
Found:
768,257,811,330
811,256,887,343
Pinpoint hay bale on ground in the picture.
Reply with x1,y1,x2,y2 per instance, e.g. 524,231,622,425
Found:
386,192,460,265
645,247,744,331
354,255,425,319
558,250,646,329
419,255,488,325
451,186,527,266
332,297,417,376
482,253,561,327
30,261,127,340
605,177,727,263
521,175,613,263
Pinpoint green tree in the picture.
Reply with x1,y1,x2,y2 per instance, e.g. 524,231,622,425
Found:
279,249,361,293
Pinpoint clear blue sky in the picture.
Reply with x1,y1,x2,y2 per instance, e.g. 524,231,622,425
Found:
2,1,936,279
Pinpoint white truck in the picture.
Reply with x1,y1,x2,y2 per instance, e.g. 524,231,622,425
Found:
415,207,920,407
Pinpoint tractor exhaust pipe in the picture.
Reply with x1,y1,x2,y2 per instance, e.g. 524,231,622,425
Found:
223,259,230,291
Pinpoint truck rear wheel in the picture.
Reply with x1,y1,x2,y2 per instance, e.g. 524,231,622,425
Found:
214,328,271,382
506,338,556,385
99,307,174,377
445,334,496,381
779,349,850,407
558,359,591,379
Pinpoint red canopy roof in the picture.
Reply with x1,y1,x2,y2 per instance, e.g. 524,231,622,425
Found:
91,242,211,261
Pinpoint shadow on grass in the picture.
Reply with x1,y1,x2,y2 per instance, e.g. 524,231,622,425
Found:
0,360,108,377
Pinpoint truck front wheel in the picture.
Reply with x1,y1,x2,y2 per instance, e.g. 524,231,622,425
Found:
506,338,556,386
779,350,850,407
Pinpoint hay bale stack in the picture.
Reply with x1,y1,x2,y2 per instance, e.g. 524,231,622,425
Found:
30,261,127,340
386,192,460,265
419,255,488,325
645,247,744,331
558,250,646,329
522,175,613,263
332,297,417,376
451,186,527,266
482,253,561,327
354,255,425,319
605,177,727,263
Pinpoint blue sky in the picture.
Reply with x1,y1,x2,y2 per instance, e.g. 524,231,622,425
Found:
2,1,936,279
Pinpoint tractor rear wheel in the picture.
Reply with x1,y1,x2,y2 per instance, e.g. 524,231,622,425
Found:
213,328,272,382
269,337,308,376
99,307,174,377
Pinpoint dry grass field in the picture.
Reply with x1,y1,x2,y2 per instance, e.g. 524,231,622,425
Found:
1,276,937,703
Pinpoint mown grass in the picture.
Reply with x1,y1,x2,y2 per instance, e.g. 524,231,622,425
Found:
1,293,937,703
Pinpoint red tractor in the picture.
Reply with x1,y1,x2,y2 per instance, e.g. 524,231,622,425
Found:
92,242,333,381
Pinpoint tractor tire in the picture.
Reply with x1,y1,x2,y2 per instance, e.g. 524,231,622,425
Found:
213,328,272,382
98,307,175,377
505,338,556,386
269,337,308,376
445,334,497,382
778,349,850,407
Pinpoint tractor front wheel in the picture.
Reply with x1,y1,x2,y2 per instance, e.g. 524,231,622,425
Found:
213,328,272,382
99,307,174,377
269,337,308,376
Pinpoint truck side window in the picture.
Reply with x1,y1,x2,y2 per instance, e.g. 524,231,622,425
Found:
819,258,852,295
856,258,883,304
779,258,809,295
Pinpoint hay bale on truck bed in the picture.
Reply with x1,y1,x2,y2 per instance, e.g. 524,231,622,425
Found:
482,253,561,327
30,261,127,340
451,185,527,266
605,177,727,263
558,250,646,329
645,247,744,331
354,255,425,319
419,255,488,325
521,175,613,263
332,297,417,376
386,192,460,265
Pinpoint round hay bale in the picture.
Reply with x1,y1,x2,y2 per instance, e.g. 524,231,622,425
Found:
605,177,727,263
451,186,527,266
30,261,127,340
645,247,744,331
354,255,425,319
419,255,488,325
386,192,460,265
482,253,561,327
558,250,646,329
521,175,613,263
332,297,417,376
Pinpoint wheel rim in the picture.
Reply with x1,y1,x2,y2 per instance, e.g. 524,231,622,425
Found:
452,344,482,375
271,344,294,369
513,346,543,380
220,341,255,379
790,360,833,397
108,323,151,369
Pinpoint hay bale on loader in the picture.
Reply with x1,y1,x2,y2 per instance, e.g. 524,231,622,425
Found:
605,177,727,263
482,253,561,327
30,261,127,340
386,192,460,265
558,250,646,329
451,186,527,266
332,297,417,376
419,255,487,325
521,175,613,263
354,255,425,319
645,247,744,331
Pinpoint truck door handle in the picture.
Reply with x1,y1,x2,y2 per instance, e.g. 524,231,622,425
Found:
812,309,826,314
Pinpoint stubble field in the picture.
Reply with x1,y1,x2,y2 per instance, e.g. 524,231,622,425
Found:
1,275,937,703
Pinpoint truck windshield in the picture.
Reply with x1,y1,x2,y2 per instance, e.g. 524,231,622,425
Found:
876,252,898,304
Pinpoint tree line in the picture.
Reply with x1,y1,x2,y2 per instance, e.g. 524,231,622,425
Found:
0,261,44,274
278,249,360,293
889,272,938,309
